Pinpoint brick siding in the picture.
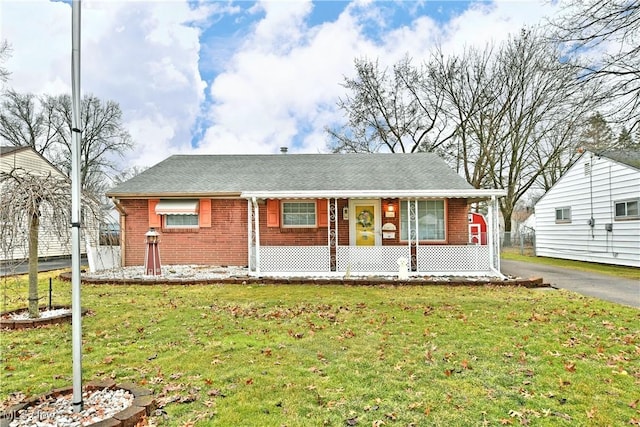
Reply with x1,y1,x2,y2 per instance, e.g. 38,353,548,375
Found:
120,198,471,266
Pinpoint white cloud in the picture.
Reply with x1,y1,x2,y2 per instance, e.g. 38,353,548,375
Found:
2,0,564,169
197,0,562,156
2,0,211,168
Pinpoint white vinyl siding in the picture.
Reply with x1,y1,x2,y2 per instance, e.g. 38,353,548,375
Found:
535,152,640,267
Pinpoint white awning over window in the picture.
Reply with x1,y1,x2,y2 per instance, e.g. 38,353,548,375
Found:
155,199,199,215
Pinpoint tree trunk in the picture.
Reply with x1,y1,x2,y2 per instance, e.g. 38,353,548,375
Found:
502,210,513,248
28,210,39,318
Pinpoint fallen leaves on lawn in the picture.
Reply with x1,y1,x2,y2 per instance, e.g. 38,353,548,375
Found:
346,416,358,425
155,382,201,407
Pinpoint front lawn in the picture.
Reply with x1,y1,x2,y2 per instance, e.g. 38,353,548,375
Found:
501,249,640,280
1,272,639,426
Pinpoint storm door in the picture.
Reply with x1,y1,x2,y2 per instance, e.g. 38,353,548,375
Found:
349,200,381,246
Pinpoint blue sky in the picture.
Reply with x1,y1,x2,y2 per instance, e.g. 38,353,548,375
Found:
1,0,561,169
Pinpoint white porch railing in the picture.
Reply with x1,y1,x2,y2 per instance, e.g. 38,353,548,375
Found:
259,246,331,273
337,246,410,273
416,245,490,274
256,244,494,276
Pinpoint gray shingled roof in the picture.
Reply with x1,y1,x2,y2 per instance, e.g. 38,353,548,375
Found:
0,145,29,156
107,153,484,198
600,150,640,170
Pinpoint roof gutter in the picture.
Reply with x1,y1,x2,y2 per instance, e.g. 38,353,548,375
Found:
240,189,507,199
105,192,244,199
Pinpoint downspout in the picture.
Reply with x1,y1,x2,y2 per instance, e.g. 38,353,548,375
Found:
488,195,505,278
252,197,260,275
110,197,127,267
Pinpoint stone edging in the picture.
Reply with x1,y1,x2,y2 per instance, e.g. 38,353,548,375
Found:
0,380,156,427
0,305,89,331
59,271,546,288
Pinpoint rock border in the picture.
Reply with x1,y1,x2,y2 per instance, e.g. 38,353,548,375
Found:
0,305,89,331
59,271,546,288
0,380,156,427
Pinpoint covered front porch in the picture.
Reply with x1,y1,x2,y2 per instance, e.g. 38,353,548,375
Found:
244,192,504,278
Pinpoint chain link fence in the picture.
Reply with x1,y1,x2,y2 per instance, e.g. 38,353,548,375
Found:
500,229,535,256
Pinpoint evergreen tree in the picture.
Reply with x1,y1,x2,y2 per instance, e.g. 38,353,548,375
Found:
616,127,634,149
581,112,613,152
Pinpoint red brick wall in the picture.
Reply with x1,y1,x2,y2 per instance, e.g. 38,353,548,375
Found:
121,199,248,267
446,199,471,244
120,197,471,266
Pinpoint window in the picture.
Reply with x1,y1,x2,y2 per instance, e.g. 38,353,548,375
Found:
155,199,200,229
615,199,639,220
400,200,445,241
282,201,317,227
555,207,571,223
165,214,199,228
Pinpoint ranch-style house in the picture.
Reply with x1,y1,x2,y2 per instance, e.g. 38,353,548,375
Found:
106,153,506,277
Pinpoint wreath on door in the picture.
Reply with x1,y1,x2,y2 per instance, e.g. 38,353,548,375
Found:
357,209,373,228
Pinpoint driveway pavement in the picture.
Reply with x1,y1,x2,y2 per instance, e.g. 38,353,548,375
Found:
0,256,87,277
501,259,640,309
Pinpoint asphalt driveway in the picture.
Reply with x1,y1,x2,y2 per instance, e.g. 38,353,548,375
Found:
0,256,88,277
501,259,640,309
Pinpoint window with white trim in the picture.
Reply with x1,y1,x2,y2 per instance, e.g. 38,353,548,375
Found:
164,214,199,228
555,207,571,223
615,199,639,220
400,200,445,241
282,201,316,227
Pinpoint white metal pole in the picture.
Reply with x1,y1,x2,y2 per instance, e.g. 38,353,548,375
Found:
71,0,83,413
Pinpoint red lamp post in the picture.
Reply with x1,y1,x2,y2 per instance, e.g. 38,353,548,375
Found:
144,228,161,276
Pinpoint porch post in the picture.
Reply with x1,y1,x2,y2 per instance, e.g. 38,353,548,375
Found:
328,198,338,271
252,197,260,275
413,199,419,272
487,195,501,274
406,200,412,270
247,199,253,271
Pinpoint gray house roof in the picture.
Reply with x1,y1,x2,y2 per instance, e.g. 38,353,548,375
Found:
0,145,30,156
599,150,640,170
107,153,505,199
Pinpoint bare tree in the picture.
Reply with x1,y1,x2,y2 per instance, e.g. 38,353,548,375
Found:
1,166,100,317
330,28,596,245
549,0,640,131
327,56,455,154
481,29,596,243
0,40,11,84
0,90,63,157
0,91,133,198
47,94,133,196
426,45,500,186
1,168,70,318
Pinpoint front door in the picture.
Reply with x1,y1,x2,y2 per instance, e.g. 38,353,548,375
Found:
350,200,381,246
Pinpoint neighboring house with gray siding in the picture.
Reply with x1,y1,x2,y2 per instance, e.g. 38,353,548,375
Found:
534,150,640,267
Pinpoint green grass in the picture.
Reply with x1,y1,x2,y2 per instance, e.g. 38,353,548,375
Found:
501,248,640,280
2,271,639,426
